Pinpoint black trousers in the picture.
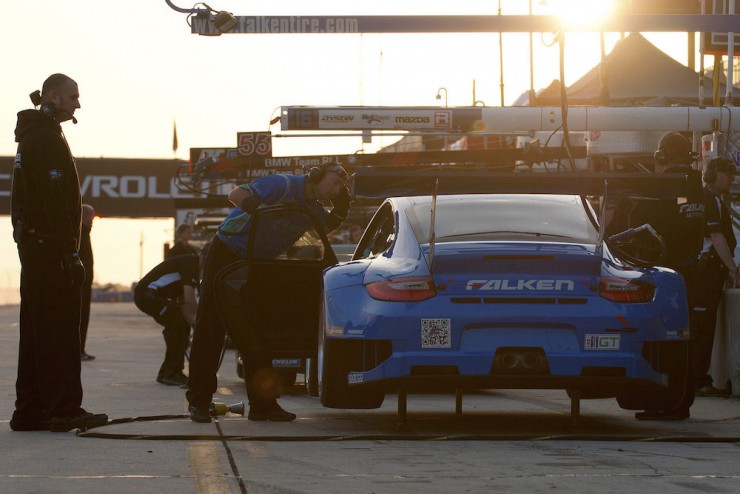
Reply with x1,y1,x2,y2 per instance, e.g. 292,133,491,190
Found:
693,257,727,388
186,236,276,410
133,288,190,379
14,238,83,422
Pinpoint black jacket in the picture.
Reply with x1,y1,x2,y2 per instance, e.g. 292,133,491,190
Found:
136,255,200,301
12,109,81,254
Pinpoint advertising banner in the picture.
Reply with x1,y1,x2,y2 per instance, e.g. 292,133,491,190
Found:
0,157,191,218
281,106,483,132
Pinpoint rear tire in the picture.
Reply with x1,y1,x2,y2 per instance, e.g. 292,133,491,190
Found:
319,339,384,409
318,299,384,409
617,341,692,411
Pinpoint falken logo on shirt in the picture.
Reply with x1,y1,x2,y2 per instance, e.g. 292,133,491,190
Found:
48,169,64,181
466,279,575,291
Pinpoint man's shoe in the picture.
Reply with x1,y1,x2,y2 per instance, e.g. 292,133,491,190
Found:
248,404,296,422
10,415,50,431
157,373,188,386
80,352,96,361
189,406,211,423
49,412,109,432
635,409,689,421
696,385,728,397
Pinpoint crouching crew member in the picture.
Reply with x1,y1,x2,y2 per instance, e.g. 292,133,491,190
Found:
134,254,200,386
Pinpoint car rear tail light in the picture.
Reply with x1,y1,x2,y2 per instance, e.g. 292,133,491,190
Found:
366,277,436,302
599,277,655,303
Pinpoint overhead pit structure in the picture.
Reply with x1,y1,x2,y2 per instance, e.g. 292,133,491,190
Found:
188,14,740,36
279,106,740,134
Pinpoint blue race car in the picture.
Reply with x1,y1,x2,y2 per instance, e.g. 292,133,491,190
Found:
317,169,693,413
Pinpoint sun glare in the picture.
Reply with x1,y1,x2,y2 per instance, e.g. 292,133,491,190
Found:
552,0,617,29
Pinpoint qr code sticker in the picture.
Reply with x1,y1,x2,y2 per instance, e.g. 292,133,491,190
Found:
421,318,451,348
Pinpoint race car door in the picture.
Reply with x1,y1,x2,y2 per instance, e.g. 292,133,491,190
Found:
214,204,338,360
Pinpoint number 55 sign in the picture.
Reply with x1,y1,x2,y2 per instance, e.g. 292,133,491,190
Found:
237,131,272,157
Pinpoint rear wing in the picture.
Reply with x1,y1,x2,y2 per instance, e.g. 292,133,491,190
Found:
349,166,699,200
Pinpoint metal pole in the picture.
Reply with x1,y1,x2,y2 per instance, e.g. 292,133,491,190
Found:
727,0,735,106
498,0,505,106
139,231,144,279
529,0,534,99
699,0,706,107
599,31,609,105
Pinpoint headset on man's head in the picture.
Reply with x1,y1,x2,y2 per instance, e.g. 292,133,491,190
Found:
653,132,700,166
308,162,348,184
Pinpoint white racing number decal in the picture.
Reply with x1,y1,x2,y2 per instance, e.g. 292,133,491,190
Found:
421,318,451,348
585,334,621,350
348,372,364,384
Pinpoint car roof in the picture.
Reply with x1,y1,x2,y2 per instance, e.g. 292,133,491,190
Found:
391,194,583,208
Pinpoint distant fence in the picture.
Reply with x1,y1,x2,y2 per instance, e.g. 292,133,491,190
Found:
0,288,133,306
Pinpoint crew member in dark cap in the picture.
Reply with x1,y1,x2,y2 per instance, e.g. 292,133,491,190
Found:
631,132,705,420
10,74,107,432
605,132,704,420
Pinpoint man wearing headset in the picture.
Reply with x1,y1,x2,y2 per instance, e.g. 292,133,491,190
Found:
694,156,739,394
186,163,350,423
629,132,705,421
10,74,107,432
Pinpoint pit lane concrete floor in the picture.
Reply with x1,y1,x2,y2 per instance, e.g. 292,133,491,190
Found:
1,302,740,494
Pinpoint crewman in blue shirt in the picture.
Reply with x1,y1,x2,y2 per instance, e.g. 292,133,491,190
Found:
186,163,350,422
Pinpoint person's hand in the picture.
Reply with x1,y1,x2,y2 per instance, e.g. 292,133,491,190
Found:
729,269,740,288
61,253,86,286
331,186,351,219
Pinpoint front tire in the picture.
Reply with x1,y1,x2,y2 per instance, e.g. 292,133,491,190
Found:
305,357,318,397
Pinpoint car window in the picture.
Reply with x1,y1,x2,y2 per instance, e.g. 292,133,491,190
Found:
251,209,326,261
355,205,396,259
406,195,599,245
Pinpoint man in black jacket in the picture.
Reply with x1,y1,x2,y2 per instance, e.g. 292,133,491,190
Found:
10,73,107,432
134,254,200,386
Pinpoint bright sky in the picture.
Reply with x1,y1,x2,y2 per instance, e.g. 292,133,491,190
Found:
0,0,699,297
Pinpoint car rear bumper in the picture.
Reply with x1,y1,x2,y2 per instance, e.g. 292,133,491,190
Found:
346,350,669,392
350,373,667,395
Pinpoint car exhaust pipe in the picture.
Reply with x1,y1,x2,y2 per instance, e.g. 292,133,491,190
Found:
492,347,549,375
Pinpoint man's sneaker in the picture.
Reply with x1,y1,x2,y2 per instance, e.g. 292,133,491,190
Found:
189,406,211,423
635,409,690,421
49,412,109,432
157,373,188,386
80,352,96,361
247,404,296,422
